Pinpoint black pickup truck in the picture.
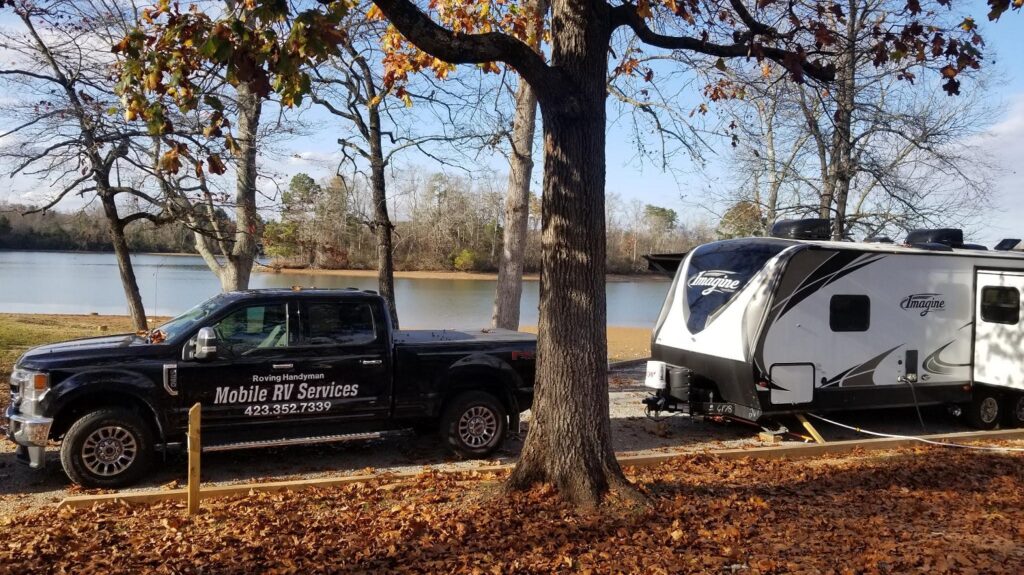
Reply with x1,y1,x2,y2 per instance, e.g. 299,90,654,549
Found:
6,289,535,487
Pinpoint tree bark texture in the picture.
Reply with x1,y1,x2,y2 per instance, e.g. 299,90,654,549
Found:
101,193,149,331
828,1,858,240
492,0,547,331
506,0,628,507
190,82,263,292
222,82,263,291
368,103,400,328
492,79,538,330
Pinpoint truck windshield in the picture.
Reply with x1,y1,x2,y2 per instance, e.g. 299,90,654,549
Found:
684,240,789,333
153,294,228,341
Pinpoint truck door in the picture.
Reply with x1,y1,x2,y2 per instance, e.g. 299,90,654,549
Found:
176,301,296,429
973,271,1024,391
288,299,391,421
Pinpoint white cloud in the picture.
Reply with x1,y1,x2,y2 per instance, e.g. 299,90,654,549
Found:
971,92,1024,244
284,150,342,168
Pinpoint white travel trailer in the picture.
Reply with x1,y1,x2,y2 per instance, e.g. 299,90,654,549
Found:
643,220,1024,430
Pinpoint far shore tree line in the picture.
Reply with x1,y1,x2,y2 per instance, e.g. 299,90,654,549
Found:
232,171,714,273
0,171,713,275
0,0,1016,507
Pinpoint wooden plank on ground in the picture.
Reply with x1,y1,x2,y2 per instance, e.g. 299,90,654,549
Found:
187,403,201,516
617,427,1024,467
58,427,1024,510
57,471,478,509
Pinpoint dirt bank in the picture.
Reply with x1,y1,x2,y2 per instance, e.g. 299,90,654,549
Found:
256,264,667,283
0,314,650,383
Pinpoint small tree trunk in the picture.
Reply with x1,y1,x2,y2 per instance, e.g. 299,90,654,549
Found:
368,106,399,328
492,78,537,330
506,0,630,508
100,193,148,331
829,0,857,240
492,0,546,331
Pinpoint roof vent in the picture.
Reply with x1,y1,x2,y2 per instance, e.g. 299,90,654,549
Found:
905,228,963,247
994,239,1022,251
913,242,954,252
865,235,894,243
770,218,831,240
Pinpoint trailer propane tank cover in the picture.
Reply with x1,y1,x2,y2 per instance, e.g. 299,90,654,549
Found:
645,361,667,389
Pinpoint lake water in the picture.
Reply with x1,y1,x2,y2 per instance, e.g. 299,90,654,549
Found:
0,251,671,328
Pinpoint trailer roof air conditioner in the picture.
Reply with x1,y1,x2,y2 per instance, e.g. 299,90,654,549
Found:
769,218,831,240
905,228,963,247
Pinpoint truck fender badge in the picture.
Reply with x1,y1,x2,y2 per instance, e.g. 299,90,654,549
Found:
163,364,179,396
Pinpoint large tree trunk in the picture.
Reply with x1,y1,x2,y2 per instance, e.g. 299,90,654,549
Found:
100,193,148,331
491,78,537,330
506,0,629,508
221,81,262,291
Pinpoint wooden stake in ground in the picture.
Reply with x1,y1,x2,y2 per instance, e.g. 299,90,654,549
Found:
187,403,201,516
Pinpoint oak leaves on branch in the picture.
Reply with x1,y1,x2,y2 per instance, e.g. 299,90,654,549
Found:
107,0,1013,174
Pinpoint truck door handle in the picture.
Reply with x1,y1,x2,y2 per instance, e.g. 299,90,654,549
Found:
360,359,383,366
272,363,294,370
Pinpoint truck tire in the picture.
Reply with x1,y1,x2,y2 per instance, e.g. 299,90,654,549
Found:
440,391,507,458
60,408,154,488
1004,393,1024,428
965,388,1001,430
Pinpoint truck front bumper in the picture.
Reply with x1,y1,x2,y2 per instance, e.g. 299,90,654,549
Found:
6,405,51,469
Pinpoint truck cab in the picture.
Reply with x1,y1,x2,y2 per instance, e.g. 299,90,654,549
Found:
7,289,536,487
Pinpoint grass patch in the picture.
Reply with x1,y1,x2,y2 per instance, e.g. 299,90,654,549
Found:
0,314,158,403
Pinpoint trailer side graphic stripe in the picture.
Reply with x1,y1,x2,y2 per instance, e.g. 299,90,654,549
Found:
923,341,971,375
820,345,902,388
773,253,886,319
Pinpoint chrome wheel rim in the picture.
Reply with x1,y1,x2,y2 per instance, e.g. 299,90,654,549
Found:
458,405,498,448
980,397,999,424
82,426,138,477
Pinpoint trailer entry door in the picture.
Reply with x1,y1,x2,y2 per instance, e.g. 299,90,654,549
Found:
974,271,1024,391
769,363,814,404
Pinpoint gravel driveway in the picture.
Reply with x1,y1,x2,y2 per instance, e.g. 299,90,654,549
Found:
0,363,974,517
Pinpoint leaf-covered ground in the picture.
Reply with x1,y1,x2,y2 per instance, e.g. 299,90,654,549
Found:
1,444,1021,574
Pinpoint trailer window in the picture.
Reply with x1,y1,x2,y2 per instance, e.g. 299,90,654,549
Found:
981,287,1020,325
830,295,870,332
684,240,789,333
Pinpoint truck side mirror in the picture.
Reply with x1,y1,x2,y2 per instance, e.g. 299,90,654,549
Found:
194,327,218,360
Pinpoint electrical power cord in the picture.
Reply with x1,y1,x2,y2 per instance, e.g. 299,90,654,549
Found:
807,413,1024,453
903,376,928,433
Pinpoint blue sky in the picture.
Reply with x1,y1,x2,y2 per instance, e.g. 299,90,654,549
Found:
273,1,1024,243
1,2,1022,244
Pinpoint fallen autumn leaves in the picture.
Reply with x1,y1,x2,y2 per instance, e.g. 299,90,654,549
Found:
1,444,1022,574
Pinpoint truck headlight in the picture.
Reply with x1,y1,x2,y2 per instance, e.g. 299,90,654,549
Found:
11,368,49,402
